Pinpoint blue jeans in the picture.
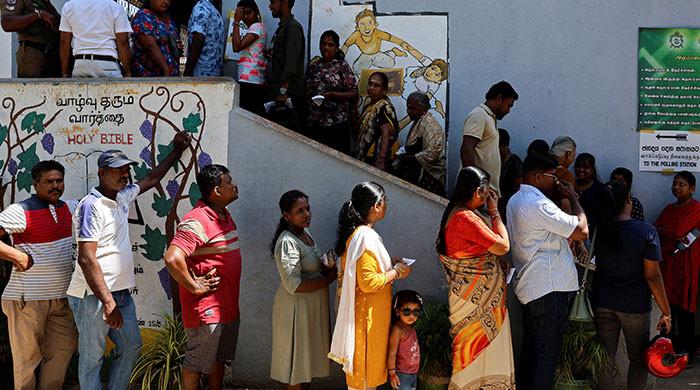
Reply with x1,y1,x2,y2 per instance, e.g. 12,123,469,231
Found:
68,290,142,390
396,372,417,390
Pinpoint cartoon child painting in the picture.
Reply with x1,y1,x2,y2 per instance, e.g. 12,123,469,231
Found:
397,58,449,130
342,9,427,76
403,58,448,117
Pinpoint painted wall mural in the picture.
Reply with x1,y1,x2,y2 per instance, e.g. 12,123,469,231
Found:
310,0,449,135
0,79,233,328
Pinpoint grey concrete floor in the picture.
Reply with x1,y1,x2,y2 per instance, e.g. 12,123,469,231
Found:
222,367,700,390
657,363,700,389
63,367,700,389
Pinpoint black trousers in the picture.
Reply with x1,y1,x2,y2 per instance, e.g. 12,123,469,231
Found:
518,291,572,390
266,93,305,134
672,304,696,361
307,121,352,155
238,82,268,117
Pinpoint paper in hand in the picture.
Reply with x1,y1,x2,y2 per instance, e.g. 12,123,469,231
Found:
506,268,516,284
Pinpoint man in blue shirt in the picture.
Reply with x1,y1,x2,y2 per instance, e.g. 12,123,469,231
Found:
185,0,224,76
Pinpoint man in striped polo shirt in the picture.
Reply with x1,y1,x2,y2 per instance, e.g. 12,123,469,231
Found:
67,131,191,390
164,164,240,390
0,160,78,390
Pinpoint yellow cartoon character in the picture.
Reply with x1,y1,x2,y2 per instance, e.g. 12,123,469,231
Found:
341,9,427,76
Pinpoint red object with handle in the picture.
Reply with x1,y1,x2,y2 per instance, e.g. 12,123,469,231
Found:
644,332,688,378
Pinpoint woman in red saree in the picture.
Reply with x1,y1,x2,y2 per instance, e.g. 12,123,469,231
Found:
655,171,700,359
436,166,514,389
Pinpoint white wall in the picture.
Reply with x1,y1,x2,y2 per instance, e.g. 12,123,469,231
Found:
265,0,700,224
228,108,447,387
0,78,233,331
0,31,11,78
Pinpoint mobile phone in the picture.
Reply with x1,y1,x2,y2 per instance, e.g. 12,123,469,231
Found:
401,258,417,266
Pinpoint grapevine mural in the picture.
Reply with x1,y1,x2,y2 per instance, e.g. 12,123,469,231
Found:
0,80,233,328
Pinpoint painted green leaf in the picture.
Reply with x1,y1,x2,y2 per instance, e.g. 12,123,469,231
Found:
0,125,8,144
133,162,150,181
17,143,39,171
0,160,5,171
139,225,167,261
156,142,179,173
20,112,46,134
17,170,33,193
152,192,173,218
188,182,201,207
182,113,202,134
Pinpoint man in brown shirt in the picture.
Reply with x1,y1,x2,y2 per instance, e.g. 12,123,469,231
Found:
0,0,60,77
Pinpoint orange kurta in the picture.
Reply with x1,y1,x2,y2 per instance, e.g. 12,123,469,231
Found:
339,248,392,388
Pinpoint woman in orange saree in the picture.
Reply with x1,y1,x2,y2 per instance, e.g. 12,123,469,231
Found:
436,167,515,389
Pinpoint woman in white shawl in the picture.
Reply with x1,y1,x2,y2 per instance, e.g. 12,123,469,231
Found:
329,182,412,390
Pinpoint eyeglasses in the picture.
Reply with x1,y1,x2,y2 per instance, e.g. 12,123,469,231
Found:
400,308,422,317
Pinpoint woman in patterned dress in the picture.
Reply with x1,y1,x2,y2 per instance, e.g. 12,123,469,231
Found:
231,0,267,116
355,72,399,171
436,167,515,389
131,0,180,77
305,30,358,154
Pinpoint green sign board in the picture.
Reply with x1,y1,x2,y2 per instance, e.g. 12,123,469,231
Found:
638,28,700,132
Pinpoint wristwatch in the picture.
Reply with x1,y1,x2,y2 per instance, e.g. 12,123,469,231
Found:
279,87,287,95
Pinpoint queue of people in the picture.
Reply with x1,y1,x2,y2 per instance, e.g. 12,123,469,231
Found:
1,1,699,390
0,0,448,197
266,163,691,390
0,130,193,389
0,155,693,390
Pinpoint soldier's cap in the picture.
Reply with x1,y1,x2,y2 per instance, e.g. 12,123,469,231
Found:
97,150,138,169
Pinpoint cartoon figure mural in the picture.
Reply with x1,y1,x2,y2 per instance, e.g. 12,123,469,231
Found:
310,0,449,138
403,58,448,118
341,9,427,77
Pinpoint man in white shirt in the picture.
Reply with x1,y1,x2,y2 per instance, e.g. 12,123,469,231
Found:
460,81,518,196
58,0,132,78
67,131,190,390
506,153,588,390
